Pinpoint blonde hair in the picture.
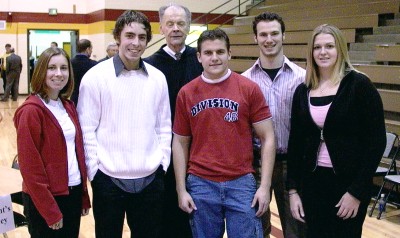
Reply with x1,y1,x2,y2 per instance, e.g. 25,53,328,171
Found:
305,24,354,89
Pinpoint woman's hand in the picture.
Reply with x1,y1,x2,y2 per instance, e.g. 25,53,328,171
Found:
49,218,63,230
289,191,306,223
82,208,90,216
336,192,360,219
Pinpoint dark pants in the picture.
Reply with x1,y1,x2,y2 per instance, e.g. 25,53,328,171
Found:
91,169,165,238
1,70,6,93
302,167,369,238
161,163,192,238
257,155,306,238
22,185,83,238
3,71,20,100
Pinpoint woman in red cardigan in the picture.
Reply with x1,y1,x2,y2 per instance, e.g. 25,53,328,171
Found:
14,47,91,238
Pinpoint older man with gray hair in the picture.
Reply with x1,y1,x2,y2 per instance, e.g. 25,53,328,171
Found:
98,42,118,62
144,3,203,238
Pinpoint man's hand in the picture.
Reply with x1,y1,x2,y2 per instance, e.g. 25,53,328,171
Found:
178,190,197,214
252,186,270,217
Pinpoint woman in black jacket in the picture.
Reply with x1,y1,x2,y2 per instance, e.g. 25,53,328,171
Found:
287,24,386,238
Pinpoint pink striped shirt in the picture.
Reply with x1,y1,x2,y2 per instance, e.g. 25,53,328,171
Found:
242,57,305,153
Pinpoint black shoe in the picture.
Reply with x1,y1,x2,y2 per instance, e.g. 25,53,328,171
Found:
0,97,8,102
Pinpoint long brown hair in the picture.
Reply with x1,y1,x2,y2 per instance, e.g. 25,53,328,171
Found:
30,47,74,102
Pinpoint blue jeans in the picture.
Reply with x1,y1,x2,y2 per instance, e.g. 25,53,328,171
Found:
187,173,263,238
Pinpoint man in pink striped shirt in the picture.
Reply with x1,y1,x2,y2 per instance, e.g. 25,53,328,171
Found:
242,12,306,238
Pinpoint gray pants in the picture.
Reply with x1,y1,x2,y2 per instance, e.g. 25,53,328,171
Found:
3,71,20,100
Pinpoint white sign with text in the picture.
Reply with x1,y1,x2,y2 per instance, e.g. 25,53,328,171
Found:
0,195,15,233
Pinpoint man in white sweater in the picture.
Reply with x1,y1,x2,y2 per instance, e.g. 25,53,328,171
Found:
77,10,171,238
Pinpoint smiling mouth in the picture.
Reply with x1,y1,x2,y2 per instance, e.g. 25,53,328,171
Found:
129,49,140,53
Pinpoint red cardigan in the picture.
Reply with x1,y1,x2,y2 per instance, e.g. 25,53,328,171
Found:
14,95,91,226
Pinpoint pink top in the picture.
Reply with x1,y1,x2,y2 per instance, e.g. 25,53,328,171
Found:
309,99,333,167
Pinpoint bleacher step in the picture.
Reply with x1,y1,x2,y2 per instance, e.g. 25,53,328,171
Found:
349,51,376,62
361,34,400,43
374,25,400,35
350,43,378,51
385,19,400,26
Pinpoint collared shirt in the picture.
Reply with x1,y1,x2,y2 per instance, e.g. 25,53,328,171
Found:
163,45,186,60
242,56,305,154
113,54,148,76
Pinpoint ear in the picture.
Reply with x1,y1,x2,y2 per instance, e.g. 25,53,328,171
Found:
228,49,232,60
254,34,258,44
197,52,202,63
282,32,285,42
160,25,165,36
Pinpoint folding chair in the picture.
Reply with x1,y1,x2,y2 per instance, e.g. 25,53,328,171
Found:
369,133,399,219
374,132,398,176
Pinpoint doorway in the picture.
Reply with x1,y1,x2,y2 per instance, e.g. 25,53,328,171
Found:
27,29,78,92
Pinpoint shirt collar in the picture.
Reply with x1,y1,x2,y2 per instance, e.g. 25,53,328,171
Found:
113,54,148,77
163,45,186,60
201,69,231,84
253,56,296,72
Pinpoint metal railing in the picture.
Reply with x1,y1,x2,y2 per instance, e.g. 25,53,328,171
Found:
146,0,264,50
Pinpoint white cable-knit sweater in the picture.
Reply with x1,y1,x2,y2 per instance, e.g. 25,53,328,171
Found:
77,58,171,181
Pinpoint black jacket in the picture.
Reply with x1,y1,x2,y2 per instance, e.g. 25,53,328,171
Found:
144,45,203,122
71,54,97,106
287,70,386,202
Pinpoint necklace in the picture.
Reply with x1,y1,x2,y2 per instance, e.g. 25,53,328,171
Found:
318,80,334,95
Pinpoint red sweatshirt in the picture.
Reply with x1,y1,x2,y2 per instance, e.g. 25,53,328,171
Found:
14,95,91,226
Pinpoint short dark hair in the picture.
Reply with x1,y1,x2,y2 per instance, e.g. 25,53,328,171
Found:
197,28,230,53
51,41,58,47
5,43,11,48
252,12,285,35
113,10,152,44
77,39,92,53
31,47,74,102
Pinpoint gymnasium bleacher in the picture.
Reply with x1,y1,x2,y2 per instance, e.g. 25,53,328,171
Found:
224,0,400,136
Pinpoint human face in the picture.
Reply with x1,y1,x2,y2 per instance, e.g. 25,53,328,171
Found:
197,39,231,80
107,45,119,57
46,55,69,100
160,6,189,52
5,46,11,54
255,20,284,58
117,22,148,70
313,33,338,73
